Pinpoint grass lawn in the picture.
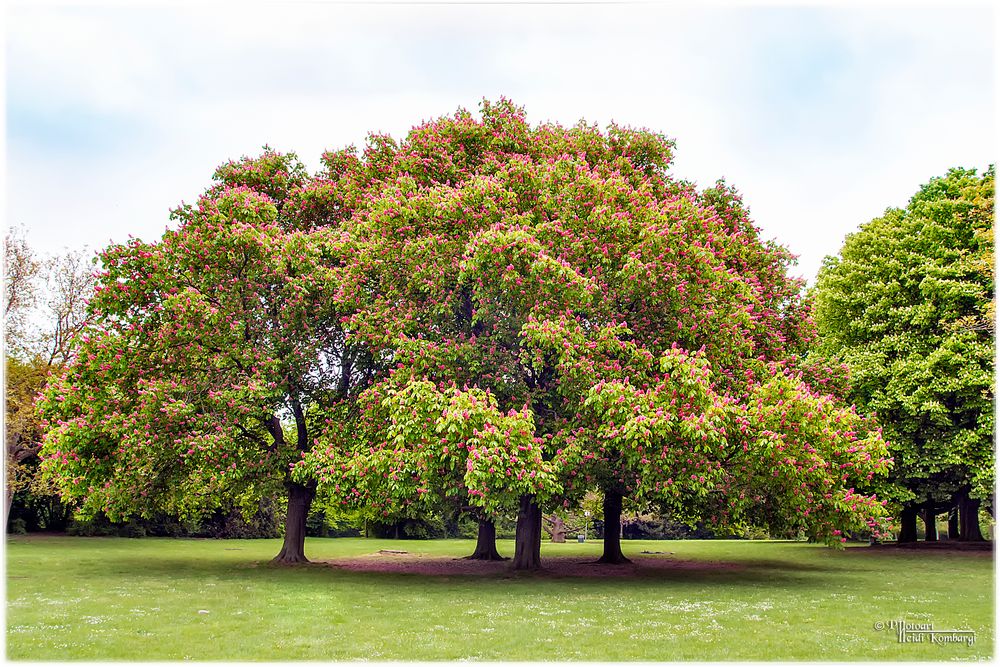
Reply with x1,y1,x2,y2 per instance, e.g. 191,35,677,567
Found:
5,535,993,661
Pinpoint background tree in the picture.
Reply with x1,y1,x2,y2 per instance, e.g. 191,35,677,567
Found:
4,229,94,527
4,228,41,356
814,166,995,542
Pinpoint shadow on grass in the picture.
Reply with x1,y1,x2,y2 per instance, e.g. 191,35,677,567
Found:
848,544,993,557
100,553,836,590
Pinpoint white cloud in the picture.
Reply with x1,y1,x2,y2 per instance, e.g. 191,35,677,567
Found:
5,3,995,285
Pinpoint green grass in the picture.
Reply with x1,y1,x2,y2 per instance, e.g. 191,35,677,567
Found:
5,536,993,661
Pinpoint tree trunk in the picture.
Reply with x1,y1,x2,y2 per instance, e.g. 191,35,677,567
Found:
947,506,960,540
958,494,985,542
898,506,918,543
272,482,315,564
5,487,12,531
922,504,938,542
597,489,631,564
464,519,507,560
512,494,542,570
545,514,567,542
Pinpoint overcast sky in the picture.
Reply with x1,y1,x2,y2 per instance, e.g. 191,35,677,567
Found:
5,0,996,283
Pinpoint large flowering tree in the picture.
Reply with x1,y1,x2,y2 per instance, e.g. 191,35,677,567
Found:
296,100,892,569
38,102,893,569
37,150,377,563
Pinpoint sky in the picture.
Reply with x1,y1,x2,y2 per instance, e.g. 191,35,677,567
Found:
4,0,997,284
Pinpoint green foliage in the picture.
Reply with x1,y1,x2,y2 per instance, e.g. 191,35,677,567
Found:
8,517,27,535
305,498,363,538
8,485,73,533
815,167,995,507
299,378,560,520
64,501,281,539
578,349,892,542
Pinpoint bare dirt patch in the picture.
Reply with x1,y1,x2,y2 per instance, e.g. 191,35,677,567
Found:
322,552,746,578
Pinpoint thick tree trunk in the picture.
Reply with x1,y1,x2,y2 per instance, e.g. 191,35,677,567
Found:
922,504,938,542
947,506,960,540
512,494,542,570
464,519,507,560
273,482,315,564
5,488,12,531
898,506,918,543
597,489,631,564
958,494,985,542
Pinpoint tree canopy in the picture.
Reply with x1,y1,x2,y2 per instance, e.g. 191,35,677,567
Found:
289,100,891,566
39,100,893,566
814,166,994,539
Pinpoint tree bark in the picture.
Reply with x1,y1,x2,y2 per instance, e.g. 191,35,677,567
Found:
512,494,542,570
5,488,13,531
898,506,918,543
958,493,985,542
947,506,960,540
464,518,507,560
922,504,938,542
544,514,567,542
272,481,315,564
597,488,631,564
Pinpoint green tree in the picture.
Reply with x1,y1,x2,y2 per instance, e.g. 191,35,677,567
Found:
814,166,995,541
